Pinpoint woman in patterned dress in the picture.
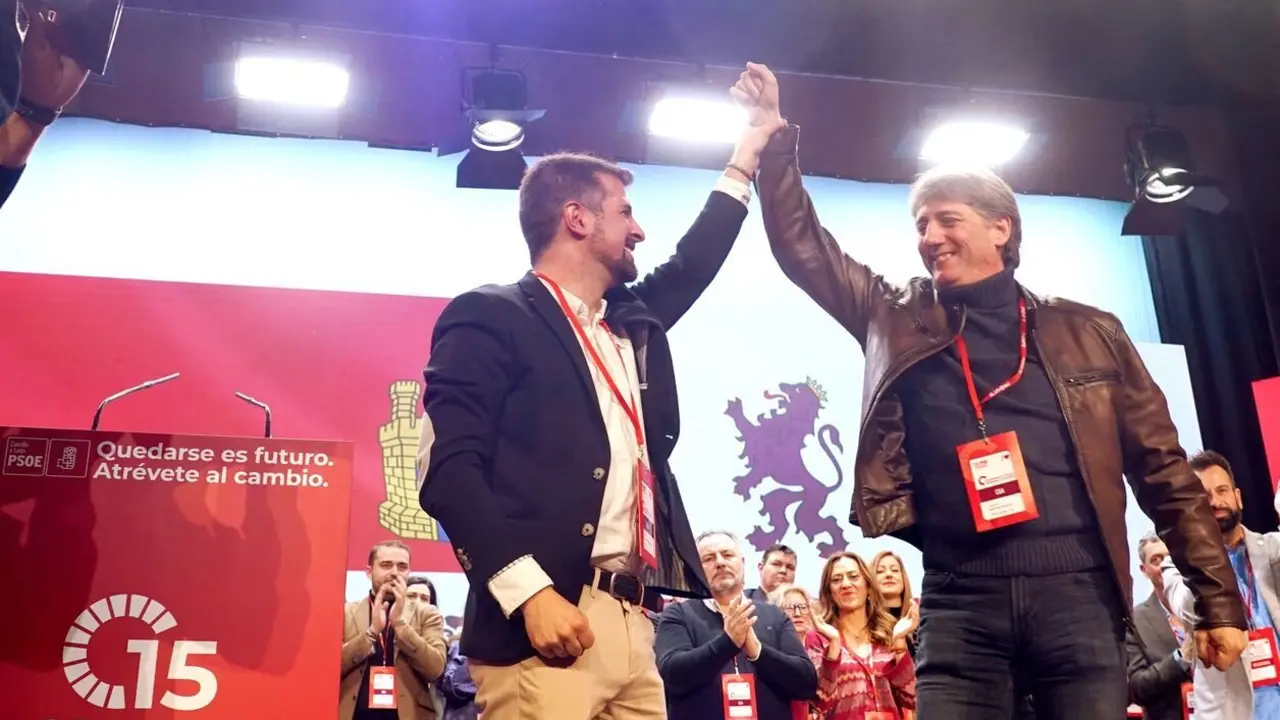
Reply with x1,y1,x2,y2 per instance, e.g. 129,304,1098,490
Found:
805,552,916,720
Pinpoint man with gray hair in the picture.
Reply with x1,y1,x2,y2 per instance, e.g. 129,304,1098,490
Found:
655,530,816,720
728,62,1246,719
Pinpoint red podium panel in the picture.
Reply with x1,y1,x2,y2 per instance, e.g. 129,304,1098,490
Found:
1255,376,1280,492
0,426,353,719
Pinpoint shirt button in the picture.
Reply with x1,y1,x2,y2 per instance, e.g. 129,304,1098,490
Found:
592,467,606,480
581,523,595,537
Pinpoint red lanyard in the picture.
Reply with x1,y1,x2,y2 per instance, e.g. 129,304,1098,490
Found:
535,273,646,450
1237,545,1258,628
954,297,1028,439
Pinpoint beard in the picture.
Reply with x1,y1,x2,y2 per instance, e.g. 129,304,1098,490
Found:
608,250,638,285
1217,508,1243,534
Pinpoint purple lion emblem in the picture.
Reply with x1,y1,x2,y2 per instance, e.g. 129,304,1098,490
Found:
726,378,848,556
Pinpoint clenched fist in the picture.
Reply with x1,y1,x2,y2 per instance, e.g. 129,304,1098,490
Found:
730,62,786,136
521,588,595,659
1195,626,1248,672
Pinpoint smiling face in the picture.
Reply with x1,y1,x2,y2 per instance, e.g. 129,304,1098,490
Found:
825,556,868,614
1198,465,1243,535
874,554,905,601
915,199,1010,288
581,172,645,286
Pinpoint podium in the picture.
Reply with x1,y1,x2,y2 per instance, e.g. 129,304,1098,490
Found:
0,425,353,718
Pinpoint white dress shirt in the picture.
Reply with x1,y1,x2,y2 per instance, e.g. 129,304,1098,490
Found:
486,177,752,617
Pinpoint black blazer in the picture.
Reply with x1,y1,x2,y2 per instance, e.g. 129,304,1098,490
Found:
419,190,749,664
1126,592,1190,720
655,597,817,720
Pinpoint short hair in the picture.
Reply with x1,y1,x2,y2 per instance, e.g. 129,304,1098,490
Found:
761,544,797,565
1189,450,1234,486
406,574,437,605
909,166,1023,269
695,529,741,547
367,540,411,566
767,582,810,608
518,152,634,262
1136,531,1163,564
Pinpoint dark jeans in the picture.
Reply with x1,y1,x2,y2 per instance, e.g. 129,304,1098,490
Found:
916,569,1128,720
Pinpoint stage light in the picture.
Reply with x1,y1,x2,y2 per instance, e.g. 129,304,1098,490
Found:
234,56,350,108
647,96,748,144
919,121,1030,166
1120,122,1227,236
464,69,546,154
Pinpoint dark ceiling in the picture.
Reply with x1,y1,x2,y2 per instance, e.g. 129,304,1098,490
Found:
123,0,1279,106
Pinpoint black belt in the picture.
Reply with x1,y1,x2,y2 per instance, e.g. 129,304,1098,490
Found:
594,569,662,613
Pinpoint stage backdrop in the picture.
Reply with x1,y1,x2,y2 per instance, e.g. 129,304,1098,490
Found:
0,118,1195,624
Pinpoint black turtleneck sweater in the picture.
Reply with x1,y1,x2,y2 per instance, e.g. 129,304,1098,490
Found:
896,268,1109,576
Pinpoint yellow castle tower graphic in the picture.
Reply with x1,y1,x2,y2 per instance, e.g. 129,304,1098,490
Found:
378,380,440,540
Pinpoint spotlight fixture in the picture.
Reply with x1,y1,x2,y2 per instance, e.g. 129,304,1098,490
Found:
1120,119,1227,236
919,120,1031,167
450,67,547,190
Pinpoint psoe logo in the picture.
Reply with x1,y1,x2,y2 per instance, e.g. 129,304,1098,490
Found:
726,377,848,556
62,594,218,711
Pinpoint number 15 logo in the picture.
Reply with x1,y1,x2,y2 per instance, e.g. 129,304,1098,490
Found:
127,640,218,711
63,594,219,711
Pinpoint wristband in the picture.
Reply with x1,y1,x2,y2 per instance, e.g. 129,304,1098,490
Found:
15,97,61,127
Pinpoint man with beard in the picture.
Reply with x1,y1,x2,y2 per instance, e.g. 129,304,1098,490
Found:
418,139,765,718
1162,451,1280,720
655,531,816,720
340,541,448,720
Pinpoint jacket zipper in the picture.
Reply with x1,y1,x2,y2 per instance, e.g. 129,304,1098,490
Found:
1034,328,1144,643
854,306,967,523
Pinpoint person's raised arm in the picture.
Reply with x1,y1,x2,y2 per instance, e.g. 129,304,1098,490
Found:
731,63,894,347
1,10,89,209
625,126,762,330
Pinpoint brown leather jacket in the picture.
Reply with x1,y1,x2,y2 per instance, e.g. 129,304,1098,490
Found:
755,124,1246,629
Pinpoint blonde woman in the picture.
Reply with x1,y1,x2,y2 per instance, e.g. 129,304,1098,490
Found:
871,551,918,658
769,583,821,720
806,552,915,720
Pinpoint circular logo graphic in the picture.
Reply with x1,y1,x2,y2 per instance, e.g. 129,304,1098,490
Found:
62,593,178,709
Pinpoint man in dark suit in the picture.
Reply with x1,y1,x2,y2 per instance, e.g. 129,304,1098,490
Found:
417,129,770,719
1127,532,1193,720
656,530,817,720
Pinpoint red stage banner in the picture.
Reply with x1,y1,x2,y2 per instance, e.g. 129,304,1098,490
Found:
1255,376,1280,492
0,426,353,719
0,272,457,575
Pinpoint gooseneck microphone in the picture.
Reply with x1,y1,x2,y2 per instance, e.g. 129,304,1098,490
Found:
90,372,180,430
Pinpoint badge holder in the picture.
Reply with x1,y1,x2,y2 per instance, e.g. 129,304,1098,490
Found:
721,659,758,720
1181,681,1194,719
954,298,1039,533
1246,626,1280,688
368,665,398,709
